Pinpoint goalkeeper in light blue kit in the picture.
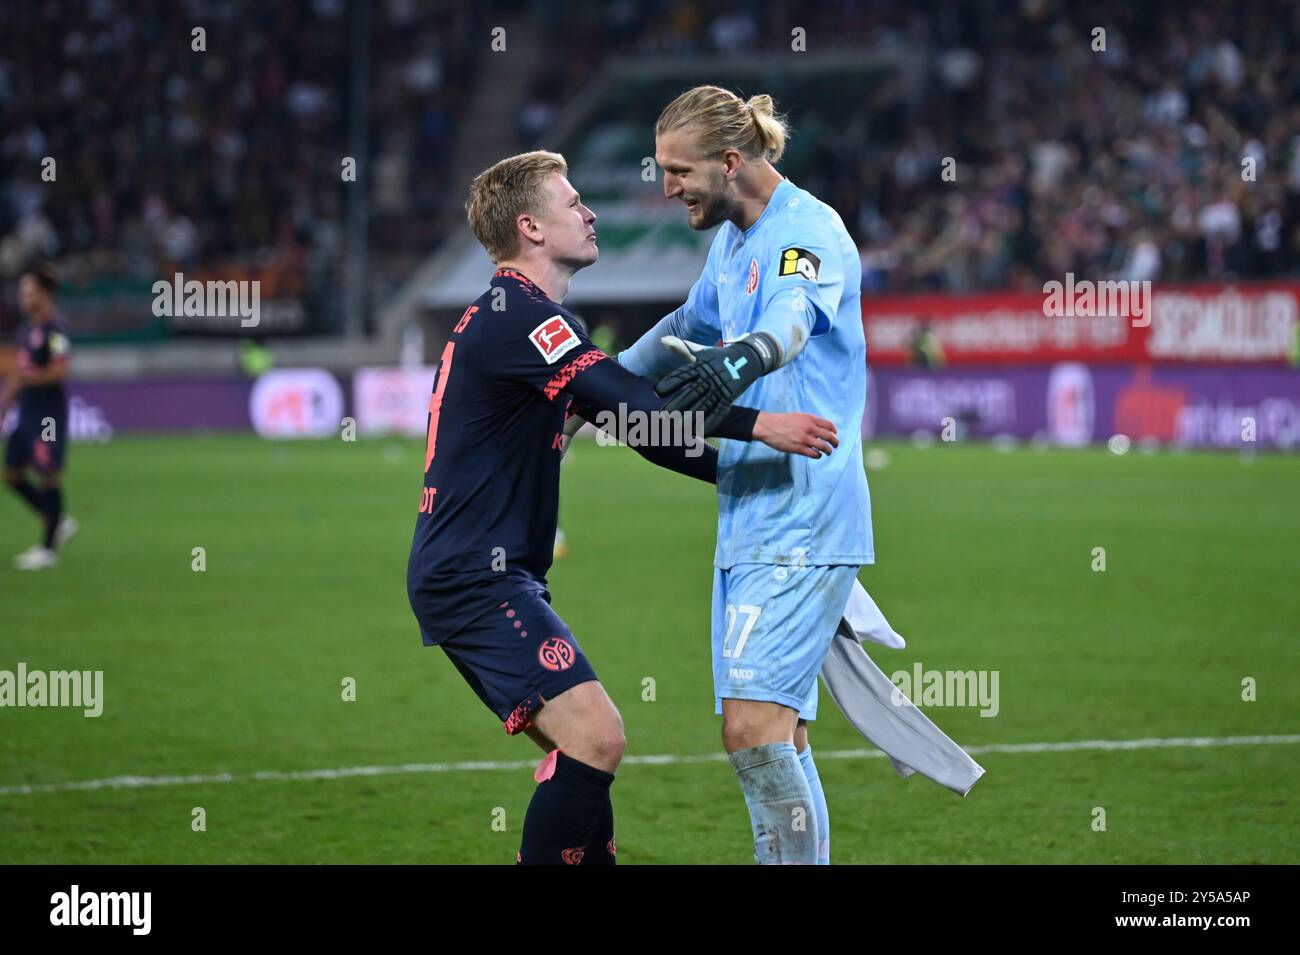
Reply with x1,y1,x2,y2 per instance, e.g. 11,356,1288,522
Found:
618,86,872,864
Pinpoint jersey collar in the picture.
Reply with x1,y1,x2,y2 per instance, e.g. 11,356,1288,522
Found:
742,177,795,239
493,267,544,293
492,267,558,305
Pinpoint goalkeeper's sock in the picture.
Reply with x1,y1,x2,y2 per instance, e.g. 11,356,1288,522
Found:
517,751,614,865
580,791,617,865
797,744,831,864
729,742,817,865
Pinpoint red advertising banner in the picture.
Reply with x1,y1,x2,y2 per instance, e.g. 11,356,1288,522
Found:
863,281,1300,365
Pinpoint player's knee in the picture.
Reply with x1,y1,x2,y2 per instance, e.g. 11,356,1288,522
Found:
572,727,625,775
555,702,625,772
584,687,626,769
722,717,761,754
592,715,627,769
599,731,627,770
722,707,791,754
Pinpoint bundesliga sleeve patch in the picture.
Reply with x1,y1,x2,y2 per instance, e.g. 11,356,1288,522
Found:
778,247,821,281
529,315,582,364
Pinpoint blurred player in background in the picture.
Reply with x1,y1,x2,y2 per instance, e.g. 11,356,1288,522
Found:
1,263,77,570
620,86,872,864
407,150,837,864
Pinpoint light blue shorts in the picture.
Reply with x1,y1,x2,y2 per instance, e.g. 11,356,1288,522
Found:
712,563,860,721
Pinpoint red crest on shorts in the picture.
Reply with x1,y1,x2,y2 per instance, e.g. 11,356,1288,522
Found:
746,258,759,295
538,637,576,671
561,847,585,865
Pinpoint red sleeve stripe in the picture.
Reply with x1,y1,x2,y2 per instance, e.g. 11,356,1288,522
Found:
543,349,607,402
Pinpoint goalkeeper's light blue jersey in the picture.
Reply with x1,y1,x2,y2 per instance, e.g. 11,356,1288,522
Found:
621,177,873,569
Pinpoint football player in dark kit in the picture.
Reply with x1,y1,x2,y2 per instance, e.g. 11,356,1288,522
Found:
1,263,78,570
407,151,839,864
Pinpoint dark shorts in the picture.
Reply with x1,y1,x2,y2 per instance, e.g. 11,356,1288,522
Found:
4,417,66,473
434,587,597,735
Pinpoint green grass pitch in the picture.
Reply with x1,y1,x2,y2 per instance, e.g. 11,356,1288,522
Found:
1,434,1297,863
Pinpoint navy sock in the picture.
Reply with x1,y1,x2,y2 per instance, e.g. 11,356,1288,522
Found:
43,486,62,550
580,791,617,865
10,478,45,517
518,751,614,865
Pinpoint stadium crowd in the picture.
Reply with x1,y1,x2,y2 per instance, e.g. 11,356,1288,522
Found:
2,0,1296,339
524,0,1300,292
0,0,482,333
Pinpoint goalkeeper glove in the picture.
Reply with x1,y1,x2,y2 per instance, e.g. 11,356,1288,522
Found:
653,333,781,433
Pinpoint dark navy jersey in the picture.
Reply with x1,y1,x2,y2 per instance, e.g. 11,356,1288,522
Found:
407,268,725,645
16,314,70,420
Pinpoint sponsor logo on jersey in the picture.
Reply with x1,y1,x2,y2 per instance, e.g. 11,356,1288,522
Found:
746,258,759,294
529,315,581,363
778,247,821,281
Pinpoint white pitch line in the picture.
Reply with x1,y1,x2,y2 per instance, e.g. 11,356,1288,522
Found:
1,734,1297,797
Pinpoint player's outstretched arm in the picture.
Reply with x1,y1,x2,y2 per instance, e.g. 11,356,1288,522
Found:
566,352,814,483
617,262,723,380
753,412,838,459
564,401,834,462
618,309,717,380
566,355,719,483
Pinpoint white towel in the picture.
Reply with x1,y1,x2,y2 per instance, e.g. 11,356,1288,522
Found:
820,579,986,796
836,578,906,649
